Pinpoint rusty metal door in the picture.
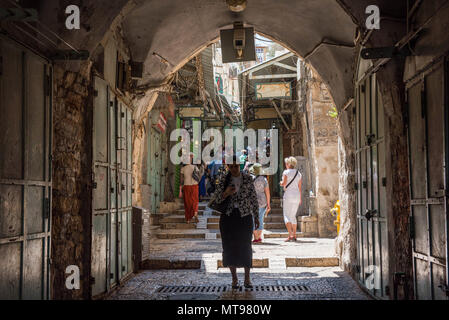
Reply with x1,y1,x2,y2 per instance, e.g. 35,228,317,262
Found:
92,78,133,296
355,73,389,299
0,36,52,299
406,59,449,300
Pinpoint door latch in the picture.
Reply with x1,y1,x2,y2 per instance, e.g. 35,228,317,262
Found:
365,209,377,221
365,134,376,146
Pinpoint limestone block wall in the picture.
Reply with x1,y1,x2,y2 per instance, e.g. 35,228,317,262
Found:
305,75,339,238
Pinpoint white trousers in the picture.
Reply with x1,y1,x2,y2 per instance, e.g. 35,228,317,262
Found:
283,200,300,224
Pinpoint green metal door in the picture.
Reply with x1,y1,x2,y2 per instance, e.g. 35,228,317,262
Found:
92,78,133,296
0,36,52,300
117,101,133,280
406,59,449,300
355,73,389,299
147,125,162,213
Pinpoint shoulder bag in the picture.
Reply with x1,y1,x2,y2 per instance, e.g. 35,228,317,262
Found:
208,173,231,214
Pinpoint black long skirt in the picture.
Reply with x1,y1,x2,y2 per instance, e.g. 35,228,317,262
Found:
219,208,254,268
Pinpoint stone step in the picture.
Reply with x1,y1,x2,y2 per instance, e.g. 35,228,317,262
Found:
285,257,339,267
175,209,221,216
160,222,197,230
140,259,201,270
263,230,309,238
160,215,188,223
154,229,221,240
206,222,286,230
217,258,269,268
140,257,338,270
206,215,284,224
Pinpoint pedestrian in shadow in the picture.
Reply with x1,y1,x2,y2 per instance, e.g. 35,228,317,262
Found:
250,164,271,243
211,155,259,288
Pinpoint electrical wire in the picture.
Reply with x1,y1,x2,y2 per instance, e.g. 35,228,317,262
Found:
5,0,81,53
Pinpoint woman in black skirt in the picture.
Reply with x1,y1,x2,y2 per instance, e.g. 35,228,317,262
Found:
211,156,259,288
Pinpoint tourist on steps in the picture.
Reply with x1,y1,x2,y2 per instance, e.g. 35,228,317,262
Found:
179,153,200,224
280,157,302,242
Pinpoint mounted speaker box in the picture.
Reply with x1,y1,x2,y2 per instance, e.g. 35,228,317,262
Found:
220,22,256,63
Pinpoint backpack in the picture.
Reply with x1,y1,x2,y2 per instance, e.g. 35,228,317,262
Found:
192,166,200,183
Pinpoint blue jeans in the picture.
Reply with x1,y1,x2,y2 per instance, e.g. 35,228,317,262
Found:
254,207,266,231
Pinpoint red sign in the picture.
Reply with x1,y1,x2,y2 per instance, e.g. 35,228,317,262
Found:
155,112,167,133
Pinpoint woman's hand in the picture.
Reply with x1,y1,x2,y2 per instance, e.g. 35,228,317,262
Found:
179,189,183,198
265,204,271,216
223,185,236,198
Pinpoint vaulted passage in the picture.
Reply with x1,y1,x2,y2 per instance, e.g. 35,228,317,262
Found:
1,0,449,301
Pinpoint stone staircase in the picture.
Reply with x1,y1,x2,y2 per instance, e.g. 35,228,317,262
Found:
151,198,310,240
140,197,339,271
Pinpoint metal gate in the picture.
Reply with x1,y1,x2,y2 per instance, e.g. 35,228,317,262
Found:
355,72,389,299
406,58,449,300
147,119,164,213
0,36,52,299
92,77,133,297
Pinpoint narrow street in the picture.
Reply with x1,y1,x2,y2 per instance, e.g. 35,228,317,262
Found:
1,0,449,302
108,200,369,300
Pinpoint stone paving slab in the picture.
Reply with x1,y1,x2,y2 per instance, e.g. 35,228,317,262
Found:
107,267,371,300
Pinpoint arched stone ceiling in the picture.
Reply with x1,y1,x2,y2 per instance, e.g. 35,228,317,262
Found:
38,0,406,108
120,0,357,108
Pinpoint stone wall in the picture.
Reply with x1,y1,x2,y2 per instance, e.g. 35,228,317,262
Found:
51,62,93,299
306,75,339,238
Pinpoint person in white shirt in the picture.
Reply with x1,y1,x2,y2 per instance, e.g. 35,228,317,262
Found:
279,157,302,242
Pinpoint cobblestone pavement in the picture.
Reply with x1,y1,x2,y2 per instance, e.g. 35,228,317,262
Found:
108,200,370,300
149,237,339,270
108,267,371,300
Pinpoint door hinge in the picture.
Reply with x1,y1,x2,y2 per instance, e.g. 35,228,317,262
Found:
110,273,114,280
385,285,390,296
94,89,98,97
90,276,95,285
421,83,427,119
382,177,387,187
44,198,50,219
409,215,415,239
354,183,359,190
403,101,409,126
44,74,51,97
93,182,97,189
121,112,125,118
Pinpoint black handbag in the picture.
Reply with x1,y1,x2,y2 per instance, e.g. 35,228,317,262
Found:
208,173,231,214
